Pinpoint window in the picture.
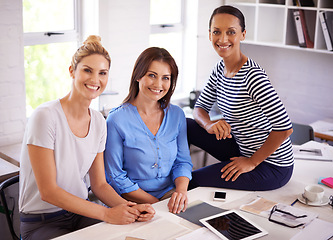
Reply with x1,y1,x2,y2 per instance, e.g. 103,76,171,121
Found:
149,0,197,100
150,0,186,97
23,0,80,117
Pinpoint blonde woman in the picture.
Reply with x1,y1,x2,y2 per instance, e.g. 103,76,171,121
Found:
19,35,155,240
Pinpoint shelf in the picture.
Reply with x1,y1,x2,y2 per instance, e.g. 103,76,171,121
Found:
226,0,333,54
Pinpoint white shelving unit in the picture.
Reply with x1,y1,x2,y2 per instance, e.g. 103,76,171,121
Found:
224,0,333,54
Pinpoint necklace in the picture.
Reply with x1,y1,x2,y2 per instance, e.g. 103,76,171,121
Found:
144,129,160,169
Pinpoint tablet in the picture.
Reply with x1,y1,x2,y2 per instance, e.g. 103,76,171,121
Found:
199,210,268,240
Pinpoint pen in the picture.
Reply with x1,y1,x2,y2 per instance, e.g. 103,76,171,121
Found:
291,199,298,206
299,149,320,153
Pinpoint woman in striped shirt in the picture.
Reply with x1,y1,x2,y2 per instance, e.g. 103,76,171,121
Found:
187,5,294,191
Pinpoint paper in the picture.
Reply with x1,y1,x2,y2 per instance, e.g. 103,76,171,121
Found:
291,218,333,240
240,197,277,217
110,218,191,240
269,203,318,228
176,227,220,240
293,141,333,161
240,197,318,229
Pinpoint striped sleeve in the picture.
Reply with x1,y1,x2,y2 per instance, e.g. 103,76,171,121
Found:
194,61,220,113
246,67,292,131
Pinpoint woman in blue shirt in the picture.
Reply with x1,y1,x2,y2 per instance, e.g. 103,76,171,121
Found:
104,47,193,214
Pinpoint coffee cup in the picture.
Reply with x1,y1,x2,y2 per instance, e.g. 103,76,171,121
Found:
304,185,324,203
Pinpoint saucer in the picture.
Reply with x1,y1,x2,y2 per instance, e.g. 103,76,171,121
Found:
297,194,329,206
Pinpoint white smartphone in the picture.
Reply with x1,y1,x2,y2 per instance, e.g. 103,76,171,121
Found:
213,191,226,201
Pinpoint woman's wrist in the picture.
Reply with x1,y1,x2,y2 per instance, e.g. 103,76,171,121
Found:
249,156,262,168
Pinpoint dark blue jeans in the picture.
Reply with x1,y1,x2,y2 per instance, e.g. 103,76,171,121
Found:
186,118,293,191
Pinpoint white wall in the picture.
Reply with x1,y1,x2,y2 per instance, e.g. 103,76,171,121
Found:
0,0,26,147
196,0,222,90
241,44,333,125
195,1,333,125
98,0,150,112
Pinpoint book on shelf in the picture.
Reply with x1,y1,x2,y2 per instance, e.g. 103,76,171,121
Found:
319,11,333,51
292,0,314,7
293,9,314,48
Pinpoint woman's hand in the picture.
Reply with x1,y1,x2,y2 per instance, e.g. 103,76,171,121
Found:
103,202,140,225
221,156,256,182
167,190,188,214
132,204,156,222
205,119,232,140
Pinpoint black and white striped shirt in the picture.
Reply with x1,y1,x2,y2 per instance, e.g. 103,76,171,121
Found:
195,58,294,167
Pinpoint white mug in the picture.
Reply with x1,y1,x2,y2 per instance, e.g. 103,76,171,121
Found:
304,185,324,203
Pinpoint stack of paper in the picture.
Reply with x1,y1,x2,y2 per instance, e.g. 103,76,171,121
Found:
293,141,333,161
291,218,333,240
240,197,318,228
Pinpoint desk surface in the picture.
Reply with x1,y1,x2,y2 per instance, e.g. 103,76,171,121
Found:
0,142,21,166
310,120,333,142
0,157,20,182
54,154,333,240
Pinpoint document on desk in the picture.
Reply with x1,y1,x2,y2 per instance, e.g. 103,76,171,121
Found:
112,218,191,240
293,141,333,161
240,197,318,228
291,218,333,240
175,227,220,240
240,197,277,217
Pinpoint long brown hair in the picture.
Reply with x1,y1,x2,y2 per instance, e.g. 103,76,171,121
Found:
123,47,178,109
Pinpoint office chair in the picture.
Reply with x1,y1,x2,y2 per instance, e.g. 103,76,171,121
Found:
0,175,20,240
290,122,314,145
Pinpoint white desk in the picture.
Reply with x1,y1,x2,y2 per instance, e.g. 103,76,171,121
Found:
0,157,20,182
54,153,333,240
0,143,21,182
0,142,21,166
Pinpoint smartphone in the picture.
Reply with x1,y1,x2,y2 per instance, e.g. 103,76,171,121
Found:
213,191,226,201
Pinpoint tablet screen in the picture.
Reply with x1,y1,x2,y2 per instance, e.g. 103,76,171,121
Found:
200,210,268,240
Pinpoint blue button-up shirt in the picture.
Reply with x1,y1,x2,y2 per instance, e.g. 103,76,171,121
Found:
104,103,193,199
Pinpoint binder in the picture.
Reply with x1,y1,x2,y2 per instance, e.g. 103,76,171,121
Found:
293,9,314,48
293,10,306,47
319,11,333,51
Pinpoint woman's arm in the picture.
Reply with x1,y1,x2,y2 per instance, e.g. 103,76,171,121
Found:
89,152,155,221
193,107,232,140
221,129,293,181
167,110,192,213
104,117,147,201
89,152,131,206
28,145,141,225
167,176,189,214
221,67,294,181
122,189,159,204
